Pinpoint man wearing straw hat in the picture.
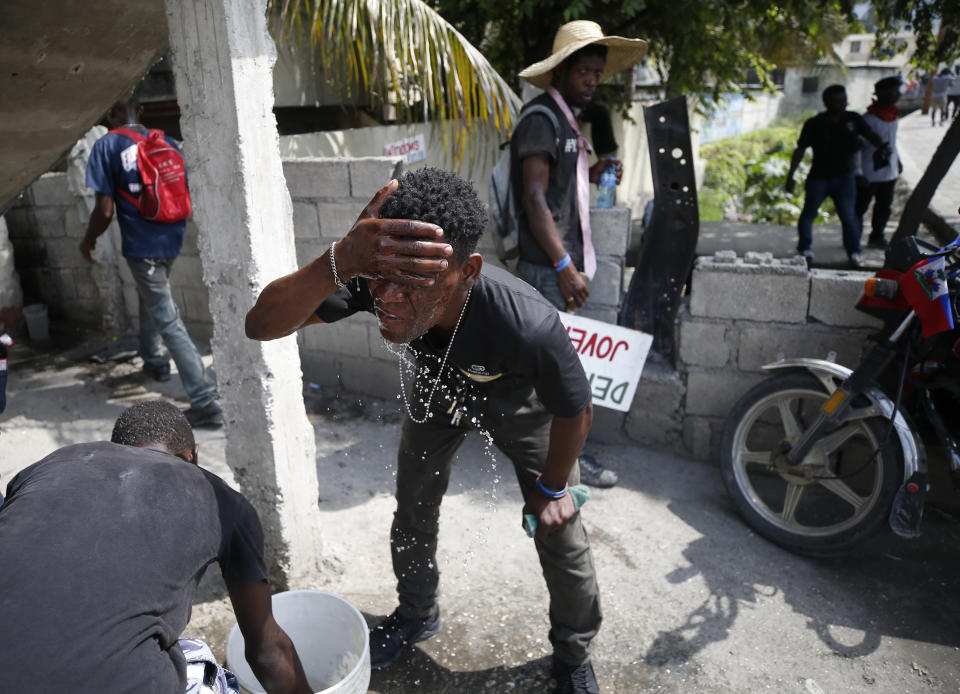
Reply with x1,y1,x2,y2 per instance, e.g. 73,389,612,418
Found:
513,20,646,491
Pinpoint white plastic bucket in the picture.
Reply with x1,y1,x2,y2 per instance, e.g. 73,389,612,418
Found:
22,303,48,341
226,590,370,694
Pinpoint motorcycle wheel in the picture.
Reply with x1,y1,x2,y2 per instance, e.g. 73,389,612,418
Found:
720,371,903,556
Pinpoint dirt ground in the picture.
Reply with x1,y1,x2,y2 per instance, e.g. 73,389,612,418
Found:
2,334,960,693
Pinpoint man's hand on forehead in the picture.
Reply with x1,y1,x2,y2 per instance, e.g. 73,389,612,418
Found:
336,181,453,286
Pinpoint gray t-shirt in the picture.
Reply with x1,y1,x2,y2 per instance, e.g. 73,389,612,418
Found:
0,442,267,693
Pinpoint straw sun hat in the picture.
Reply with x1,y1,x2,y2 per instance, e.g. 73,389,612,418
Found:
518,20,647,90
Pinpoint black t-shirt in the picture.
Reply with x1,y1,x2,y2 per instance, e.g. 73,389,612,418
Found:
317,265,591,420
511,93,584,270
797,110,874,178
0,442,267,694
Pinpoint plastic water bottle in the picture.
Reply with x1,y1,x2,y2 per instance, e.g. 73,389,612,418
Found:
596,160,617,209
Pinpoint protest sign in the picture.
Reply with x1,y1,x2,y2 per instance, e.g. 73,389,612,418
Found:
557,312,653,412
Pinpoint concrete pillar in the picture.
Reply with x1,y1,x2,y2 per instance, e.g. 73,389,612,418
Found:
164,0,323,587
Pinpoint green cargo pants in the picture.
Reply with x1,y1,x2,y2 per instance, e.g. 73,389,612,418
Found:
391,383,602,666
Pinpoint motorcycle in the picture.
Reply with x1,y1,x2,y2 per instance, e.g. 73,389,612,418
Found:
720,235,960,556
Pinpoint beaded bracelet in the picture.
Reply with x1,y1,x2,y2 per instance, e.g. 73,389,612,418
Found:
536,474,568,500
553,253,572,272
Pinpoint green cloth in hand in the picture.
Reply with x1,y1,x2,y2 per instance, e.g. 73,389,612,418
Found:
523,484,592,537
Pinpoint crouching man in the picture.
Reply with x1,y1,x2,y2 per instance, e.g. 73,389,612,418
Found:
0,401,311,694
245,169,604,694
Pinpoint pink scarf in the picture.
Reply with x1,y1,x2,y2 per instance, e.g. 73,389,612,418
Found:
546,86,597,279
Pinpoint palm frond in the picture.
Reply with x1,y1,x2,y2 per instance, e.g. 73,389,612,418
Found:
271,0,521,167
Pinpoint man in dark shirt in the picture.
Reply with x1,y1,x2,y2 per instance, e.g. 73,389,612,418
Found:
246,168,604,694
81,94,222,428
785,84,887,267
0,401,311,694
510,21,646,489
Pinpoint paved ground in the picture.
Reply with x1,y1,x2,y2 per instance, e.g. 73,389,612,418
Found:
2,340,960,694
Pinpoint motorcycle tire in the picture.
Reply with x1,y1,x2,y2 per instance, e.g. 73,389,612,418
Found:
720,370,903,556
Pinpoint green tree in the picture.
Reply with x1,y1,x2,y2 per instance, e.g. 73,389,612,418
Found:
431,0,855,104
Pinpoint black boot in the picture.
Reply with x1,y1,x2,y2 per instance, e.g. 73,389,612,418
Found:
553,659,600,694
369,607,441,669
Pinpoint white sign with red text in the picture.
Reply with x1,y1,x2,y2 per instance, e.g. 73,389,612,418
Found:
383,134,426,163
557,312,653,412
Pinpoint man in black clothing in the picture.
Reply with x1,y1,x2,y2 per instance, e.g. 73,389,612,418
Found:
511,20,646,489
785,84,887,267
0,401,311,694
246,168,604,694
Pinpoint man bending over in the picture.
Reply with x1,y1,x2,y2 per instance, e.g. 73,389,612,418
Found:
245,168,603,694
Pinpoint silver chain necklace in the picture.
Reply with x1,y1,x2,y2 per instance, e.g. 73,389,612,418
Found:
396,288,472,424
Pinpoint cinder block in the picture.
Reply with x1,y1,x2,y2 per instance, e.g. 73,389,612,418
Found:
809,269,883,328
44,238,83,268
682,416,720,462
585,259,622,307
349,158,404,199
624,409,683,448
317,202,365,242
737,322,873,372
28,173,73,207
182,221,200,256
336,354,402,400
684,368,765,417
301,319,372,358
179,287,212,323
586,406,628,444
29,206,67,238
679,318,732,368
295,240,327,268
589,207,631,256
170,255,205,289
628,355,685,415
577,307,618,324
293,201,320,240
73,268,100,300
689,254,809,323
283,158,350,198
63,205,88,237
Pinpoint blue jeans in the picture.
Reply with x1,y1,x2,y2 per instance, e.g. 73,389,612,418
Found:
517,259,567,311
797,175,861,255
126,257,218,409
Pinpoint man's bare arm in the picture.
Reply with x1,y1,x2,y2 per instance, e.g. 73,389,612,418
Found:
79,193,114,263
245,180,453,340
521,155,589,311
226,578,312,694
522,403,593,538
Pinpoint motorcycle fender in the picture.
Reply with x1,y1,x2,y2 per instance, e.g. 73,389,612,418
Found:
762,358,928,537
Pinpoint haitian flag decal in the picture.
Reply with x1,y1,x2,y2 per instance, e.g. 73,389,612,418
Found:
900,255,955,338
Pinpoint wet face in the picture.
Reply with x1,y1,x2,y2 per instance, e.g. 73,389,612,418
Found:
368,258,470,344
555,53,606,106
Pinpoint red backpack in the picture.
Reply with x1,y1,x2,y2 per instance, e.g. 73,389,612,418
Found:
111,127,192,223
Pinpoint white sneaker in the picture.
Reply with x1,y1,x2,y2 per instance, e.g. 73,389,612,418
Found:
849,252,864,268
800,249,814,264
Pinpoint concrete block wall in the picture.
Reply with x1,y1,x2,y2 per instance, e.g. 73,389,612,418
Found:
674,252,882,460
5,173,102,327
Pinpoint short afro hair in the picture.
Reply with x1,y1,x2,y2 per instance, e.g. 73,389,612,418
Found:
378,167,487,263
111,401,195,454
